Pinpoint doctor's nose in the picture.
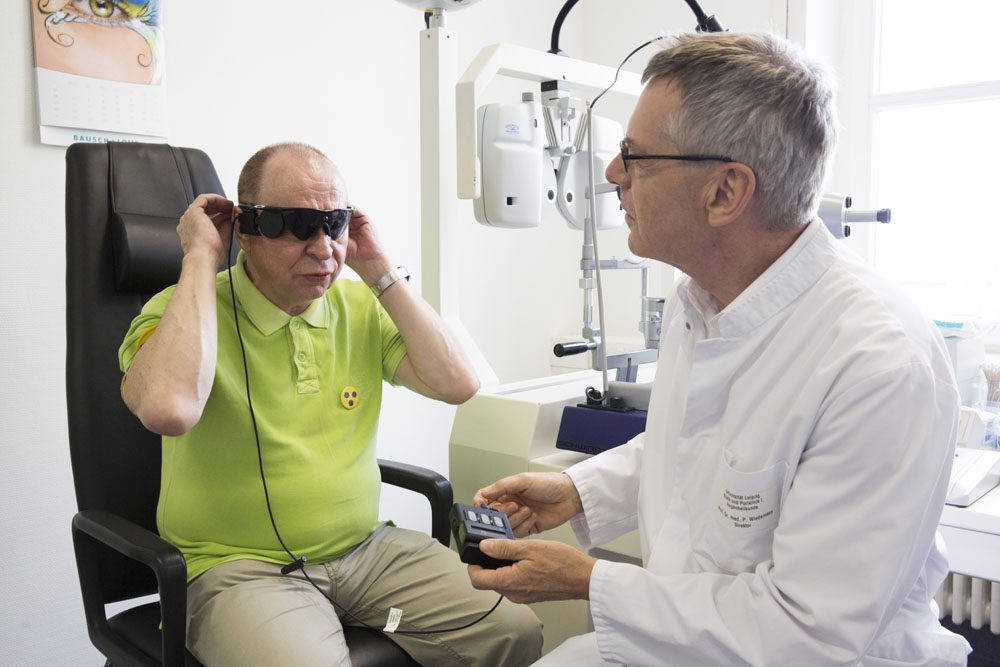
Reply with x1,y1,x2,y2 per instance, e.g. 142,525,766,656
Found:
606,153,627,204
606,152,627,190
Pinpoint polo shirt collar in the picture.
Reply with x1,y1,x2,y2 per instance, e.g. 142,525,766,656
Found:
232,251,330,335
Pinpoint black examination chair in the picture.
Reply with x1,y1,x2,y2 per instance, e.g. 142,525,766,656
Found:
65,141,452,666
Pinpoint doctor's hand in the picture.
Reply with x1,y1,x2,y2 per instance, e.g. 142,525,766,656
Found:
177,194,234,267
345,206,392,285
474,472,584,537
468,538,596,604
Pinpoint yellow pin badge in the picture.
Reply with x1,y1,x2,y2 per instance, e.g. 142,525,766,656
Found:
340,386,360,409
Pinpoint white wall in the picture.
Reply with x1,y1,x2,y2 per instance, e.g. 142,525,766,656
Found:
0,1,796,664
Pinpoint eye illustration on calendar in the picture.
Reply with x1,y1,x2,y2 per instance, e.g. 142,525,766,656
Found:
34,0,162,85
30,0,168,145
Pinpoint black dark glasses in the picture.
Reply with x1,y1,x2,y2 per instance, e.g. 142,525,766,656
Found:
236,204,353,241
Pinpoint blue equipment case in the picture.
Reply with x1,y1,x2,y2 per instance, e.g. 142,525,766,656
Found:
555,405,648,456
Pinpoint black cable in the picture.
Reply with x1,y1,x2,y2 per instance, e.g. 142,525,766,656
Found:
590,0,727,111
391,594,505,635
683,0,709,24
225,240,296,562
590,36,666,112
224,230,503,636
552,0,722,59
683,0,726,32
548,0,580,55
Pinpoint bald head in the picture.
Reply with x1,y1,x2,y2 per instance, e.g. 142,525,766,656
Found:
237,142,343,206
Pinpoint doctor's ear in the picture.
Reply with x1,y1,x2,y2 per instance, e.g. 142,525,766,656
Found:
705,163,755,229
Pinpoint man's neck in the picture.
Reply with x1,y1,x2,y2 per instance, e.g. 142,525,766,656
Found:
686,221,807,311
243,260,312,317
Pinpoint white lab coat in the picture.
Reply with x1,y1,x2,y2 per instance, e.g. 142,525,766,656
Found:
555,220,971,667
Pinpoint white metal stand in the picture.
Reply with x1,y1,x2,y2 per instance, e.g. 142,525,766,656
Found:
419,16,499,385
418,10,645,388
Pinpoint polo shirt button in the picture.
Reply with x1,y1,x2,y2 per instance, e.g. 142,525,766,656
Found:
297,352,306,361
291,320,300,329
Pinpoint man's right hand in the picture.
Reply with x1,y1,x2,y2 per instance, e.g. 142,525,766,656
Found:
124,193,232,436
473,472,584,537
178,194,234,267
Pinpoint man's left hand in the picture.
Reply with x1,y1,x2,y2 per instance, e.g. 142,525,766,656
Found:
345,206,392,283
467,538,596,604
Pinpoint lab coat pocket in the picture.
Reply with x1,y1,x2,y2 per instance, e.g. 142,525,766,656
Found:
693,456,788,574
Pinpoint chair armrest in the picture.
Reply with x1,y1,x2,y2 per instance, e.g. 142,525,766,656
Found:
72,510,188,667
377,459,453,547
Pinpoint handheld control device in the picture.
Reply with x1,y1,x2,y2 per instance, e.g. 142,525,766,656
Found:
450,503,516,569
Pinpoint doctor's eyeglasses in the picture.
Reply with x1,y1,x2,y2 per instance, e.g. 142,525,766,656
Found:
236,204,353,241
619,140,733,173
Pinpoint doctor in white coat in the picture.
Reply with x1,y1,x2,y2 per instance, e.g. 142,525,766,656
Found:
468,32,971,667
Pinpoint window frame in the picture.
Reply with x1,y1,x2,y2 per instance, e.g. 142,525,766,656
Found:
834,1,1000,293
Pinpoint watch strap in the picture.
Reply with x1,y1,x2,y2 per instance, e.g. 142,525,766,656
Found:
371,265,410,298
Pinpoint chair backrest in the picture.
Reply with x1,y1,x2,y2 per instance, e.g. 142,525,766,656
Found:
65,142,227,604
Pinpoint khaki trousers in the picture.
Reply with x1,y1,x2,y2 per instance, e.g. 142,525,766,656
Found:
186,525,542,666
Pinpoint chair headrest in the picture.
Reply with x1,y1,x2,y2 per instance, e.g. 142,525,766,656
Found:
111,212,186,294
106,142,216,293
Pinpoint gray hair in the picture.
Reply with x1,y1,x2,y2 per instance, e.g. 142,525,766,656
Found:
642,32,838,231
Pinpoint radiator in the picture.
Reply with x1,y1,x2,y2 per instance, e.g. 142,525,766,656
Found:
936,573,1000,634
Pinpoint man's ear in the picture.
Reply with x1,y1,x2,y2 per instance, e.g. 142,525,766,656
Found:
704,163,755,229
234,229,253,258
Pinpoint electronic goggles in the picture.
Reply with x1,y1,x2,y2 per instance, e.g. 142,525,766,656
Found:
236,204,353,241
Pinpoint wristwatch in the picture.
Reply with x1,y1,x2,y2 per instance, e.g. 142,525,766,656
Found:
371,265,410,298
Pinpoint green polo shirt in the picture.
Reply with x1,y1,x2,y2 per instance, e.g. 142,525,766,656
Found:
119,253,407,581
